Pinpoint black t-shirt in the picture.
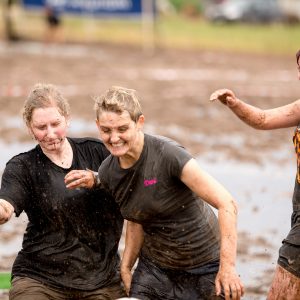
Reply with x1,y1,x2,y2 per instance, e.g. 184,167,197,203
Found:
0,137,123,290
99,134,220,270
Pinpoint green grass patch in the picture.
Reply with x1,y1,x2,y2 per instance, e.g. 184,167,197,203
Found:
2,6,300,56
0,273,11,290
156,16,300,55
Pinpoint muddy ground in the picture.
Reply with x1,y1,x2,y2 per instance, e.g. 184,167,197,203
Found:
0,40,299,299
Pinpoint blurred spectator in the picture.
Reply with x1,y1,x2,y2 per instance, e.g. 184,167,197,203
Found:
45,2,63,43
4,0,19,41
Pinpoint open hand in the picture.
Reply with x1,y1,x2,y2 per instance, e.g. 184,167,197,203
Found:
215,266,244,300
210,89,238,107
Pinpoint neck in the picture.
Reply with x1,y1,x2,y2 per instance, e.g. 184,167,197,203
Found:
119,131,144,169
42,138,73,168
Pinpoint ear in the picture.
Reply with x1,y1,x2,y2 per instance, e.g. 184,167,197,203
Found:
95,119,100,130
27,124,34,138
28,129,37,141
136,114,145,130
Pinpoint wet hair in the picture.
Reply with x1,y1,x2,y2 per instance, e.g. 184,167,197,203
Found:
23,83,70,126
296,49,300,65
94,86,142,122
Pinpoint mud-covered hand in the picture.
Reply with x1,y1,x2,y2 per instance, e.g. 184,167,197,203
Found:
210,89,238,107
215,266,244,300
64,169,96,189
121,266,132,296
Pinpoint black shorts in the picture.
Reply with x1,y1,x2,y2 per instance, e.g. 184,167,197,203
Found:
278,241,300,278
130,255,224,300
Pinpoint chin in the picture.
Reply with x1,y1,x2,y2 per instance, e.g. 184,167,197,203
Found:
108,146,128,157
44,141,63,150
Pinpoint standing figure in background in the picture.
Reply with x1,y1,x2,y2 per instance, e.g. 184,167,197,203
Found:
210,50,300,299
45,1,63,43
0,83,125,300
4,0,19,41
66,86,244,300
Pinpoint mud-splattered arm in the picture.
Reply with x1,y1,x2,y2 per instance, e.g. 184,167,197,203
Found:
121,221,144,296
181,158,244,300
210,88,300,129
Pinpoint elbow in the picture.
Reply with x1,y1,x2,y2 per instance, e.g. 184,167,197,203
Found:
231,199,238,216
224,198,238,217
217,198,239,218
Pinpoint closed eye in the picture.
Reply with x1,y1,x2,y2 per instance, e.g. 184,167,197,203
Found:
118,126,128,133
100,127,111,133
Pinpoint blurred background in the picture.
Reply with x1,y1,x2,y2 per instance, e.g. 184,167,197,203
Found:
0,1,300,299
1,0,300,53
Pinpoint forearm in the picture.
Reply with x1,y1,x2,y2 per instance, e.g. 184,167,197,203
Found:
0,199,14,224
230,98,300,129
121,221,144,272
211,89,300,129
228,98,267,129
217,200,238,270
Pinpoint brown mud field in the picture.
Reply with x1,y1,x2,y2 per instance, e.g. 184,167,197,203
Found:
0,40,299,299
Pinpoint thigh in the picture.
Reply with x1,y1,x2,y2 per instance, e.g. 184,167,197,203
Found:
129,257,174,300
82,283,126,300
267,265,300,300
9,276,65,300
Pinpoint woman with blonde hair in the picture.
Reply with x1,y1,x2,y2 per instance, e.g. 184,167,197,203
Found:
0,83,125,299
66,86,244,300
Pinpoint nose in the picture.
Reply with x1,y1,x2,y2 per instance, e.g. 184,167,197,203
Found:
46,126,56,138
109,131,120,142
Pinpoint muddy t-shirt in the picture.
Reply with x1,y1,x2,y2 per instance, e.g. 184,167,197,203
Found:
0,137,123,290
99,134,220,270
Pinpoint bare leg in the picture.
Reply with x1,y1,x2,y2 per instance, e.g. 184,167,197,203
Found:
267,265,300,300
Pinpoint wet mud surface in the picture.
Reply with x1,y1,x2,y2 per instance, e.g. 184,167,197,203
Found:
0,40,299,299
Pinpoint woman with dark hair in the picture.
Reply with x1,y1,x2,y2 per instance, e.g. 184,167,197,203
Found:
210,50,300,299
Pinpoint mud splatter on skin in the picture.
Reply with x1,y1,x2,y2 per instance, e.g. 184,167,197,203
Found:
0,43,299,300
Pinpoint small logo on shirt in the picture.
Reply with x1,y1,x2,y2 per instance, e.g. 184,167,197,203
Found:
144,178,157,187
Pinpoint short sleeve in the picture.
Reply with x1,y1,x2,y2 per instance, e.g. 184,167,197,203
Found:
0,157,31,216
160,138,193,179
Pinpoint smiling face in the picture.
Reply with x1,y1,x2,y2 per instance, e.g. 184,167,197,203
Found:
96,110,144,158
29,106,69,152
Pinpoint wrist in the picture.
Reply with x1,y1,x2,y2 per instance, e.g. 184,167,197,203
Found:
86,169,101,188
121,266,131,273
219,260,236,270
227,97,239,108
94,173,101,188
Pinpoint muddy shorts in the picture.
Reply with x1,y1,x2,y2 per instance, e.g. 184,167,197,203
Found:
130,255,223,300
278,241,300,278
9,276,126,300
